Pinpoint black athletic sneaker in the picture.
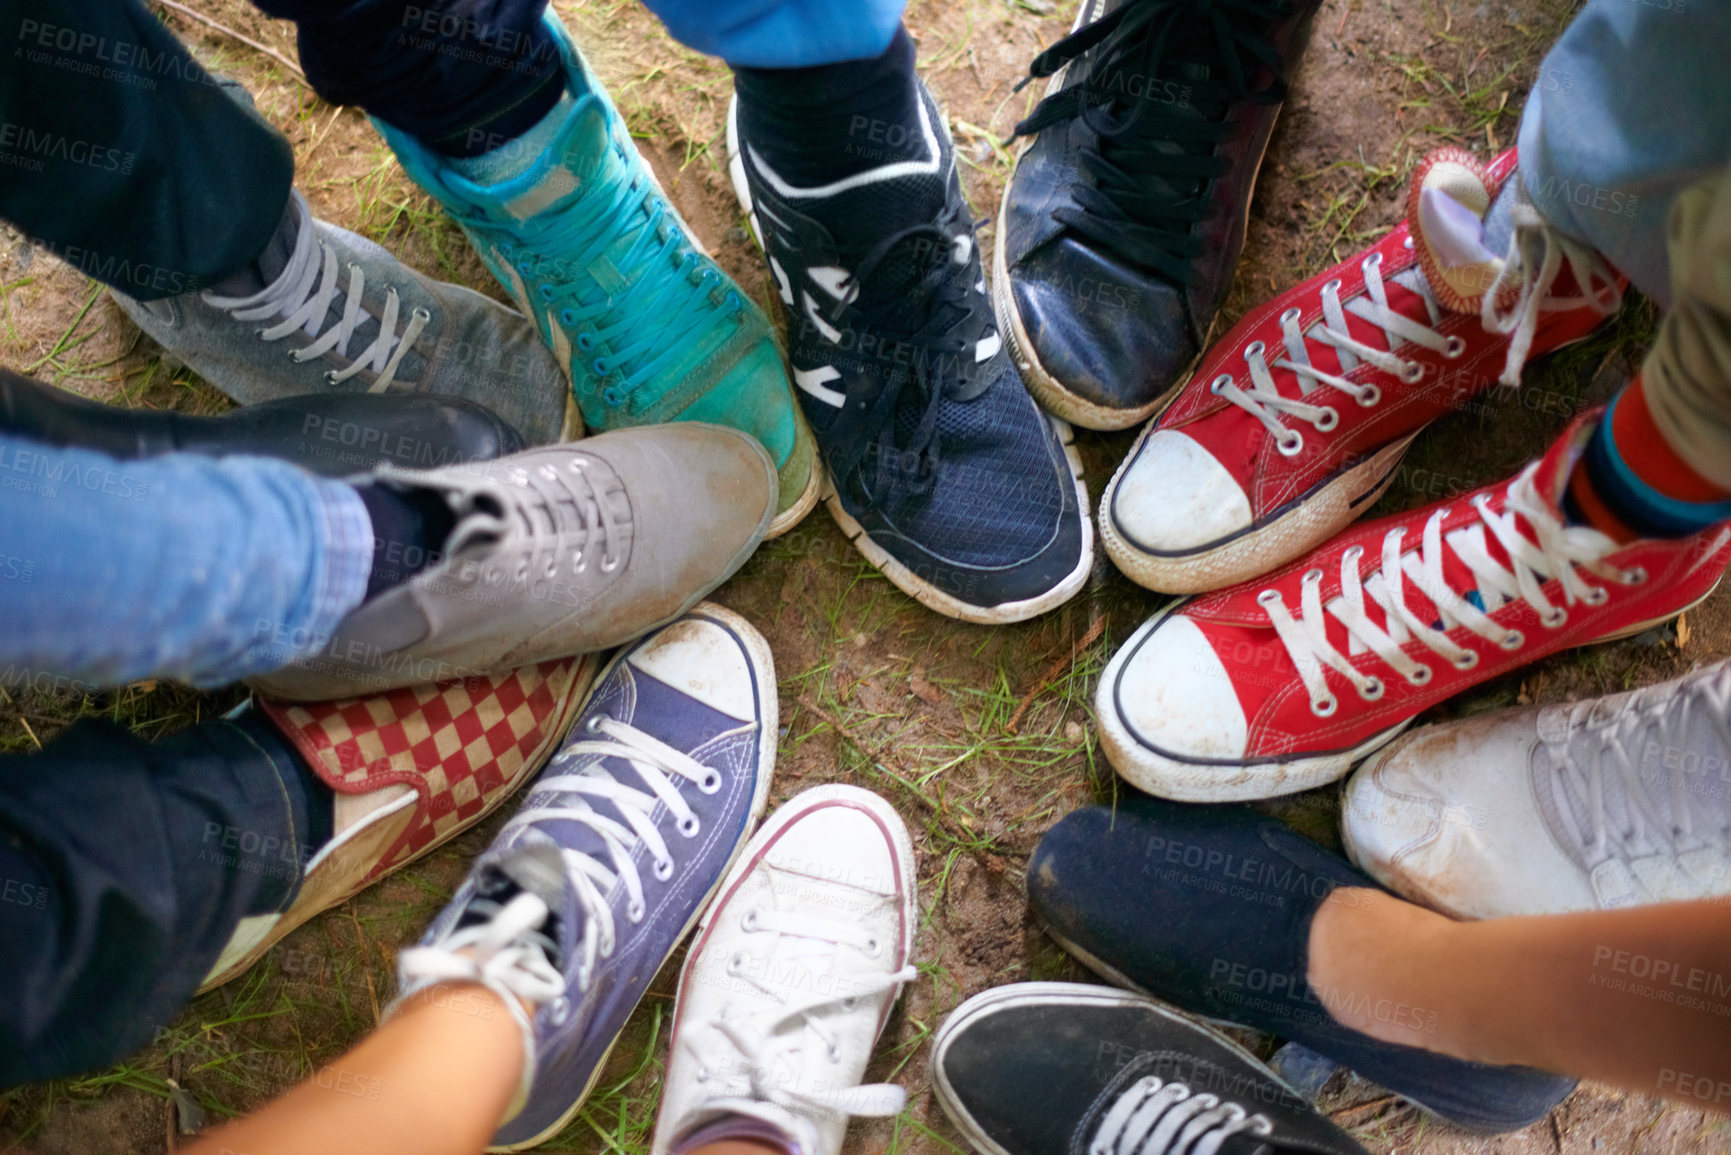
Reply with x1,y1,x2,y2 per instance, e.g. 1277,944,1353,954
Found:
996,0,1324,431
727,82,1091,624
935,982,1369,1155
1028,796,1578,1133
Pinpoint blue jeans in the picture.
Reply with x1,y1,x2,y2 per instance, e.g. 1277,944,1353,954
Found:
0,432,370,689
1519,0,1731,306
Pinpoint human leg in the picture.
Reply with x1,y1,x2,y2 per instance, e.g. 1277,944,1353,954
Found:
1309,889,1731,1105
0,710,326,1085
0,431,371,688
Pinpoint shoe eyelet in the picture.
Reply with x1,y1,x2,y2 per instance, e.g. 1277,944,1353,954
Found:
600,555,622,574
1276,430,1304,456
1313,406,1339,433
585,713,609,733
1323,278,1343,295
727,952,748,975
538,284,553,302
1344,544,1365,562
1499,629,1525,650
1304,567,1324,583
544,559,558,578
548,996,571,1026
1443,335,1467,358
1585,586,1610,606
1624,567,1649,585
863,936,883,958
1363,252,1384,272
517,258,533,275
602,386,624,406
323,371,338,384
1400,361,1425,384
515,561,530,581
1210,374,1232,395
627,899,645,922
498,242,513,257
678,814,701,838
591,358,610,376
699,769,722,795
742,908,762,932
1358,676,1385,701
571,549,585,573
654,857,675,881
1406,664,1433,686
1243,340,1266,361
726,291,741,311
1357,383,1383,407
1256,589,1281,606
1403,235,1416,250
1452,650,1480,670
1541,606,1568,628
1279,307,1302,325
576,332,593,352
828,1045,842,1063
1311,694,1339,717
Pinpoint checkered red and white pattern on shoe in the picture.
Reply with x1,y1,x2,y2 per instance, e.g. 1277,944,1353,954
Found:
262,656,596,883
1100,147,1625,595
1096,413,1731,803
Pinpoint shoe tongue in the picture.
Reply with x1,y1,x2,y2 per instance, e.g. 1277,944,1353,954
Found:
490,96,612,223
495,843,568,912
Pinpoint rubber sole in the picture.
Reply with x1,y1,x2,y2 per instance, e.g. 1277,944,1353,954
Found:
765,416,823,539
1098,587,1720,803
1099,432,1415,594
489,602,782,1153
725,99,1095,624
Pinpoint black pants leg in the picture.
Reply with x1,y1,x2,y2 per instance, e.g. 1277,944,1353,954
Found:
0,0,295,299
0,714,313,1087
255,0,562,156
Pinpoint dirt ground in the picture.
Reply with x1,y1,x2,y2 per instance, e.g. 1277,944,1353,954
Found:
2,0,1730,1152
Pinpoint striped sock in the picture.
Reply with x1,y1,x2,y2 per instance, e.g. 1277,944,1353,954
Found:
1565,376,1731,541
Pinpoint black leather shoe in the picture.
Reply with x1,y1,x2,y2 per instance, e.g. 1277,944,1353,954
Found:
995,0,1323,431
0,369,523,475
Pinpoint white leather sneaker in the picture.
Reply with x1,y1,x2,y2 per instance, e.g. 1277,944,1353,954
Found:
1343,658,1731,918
651,785,919,1155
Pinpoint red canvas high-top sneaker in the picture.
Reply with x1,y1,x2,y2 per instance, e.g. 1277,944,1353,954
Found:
1101,147,1624,594
1096,412,1731,802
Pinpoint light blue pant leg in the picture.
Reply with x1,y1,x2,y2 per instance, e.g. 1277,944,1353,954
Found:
0,435,371,689
1518,0,1731,306
638,0,907,67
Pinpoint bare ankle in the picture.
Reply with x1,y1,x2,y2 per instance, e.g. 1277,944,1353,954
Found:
1307,886,1457,1050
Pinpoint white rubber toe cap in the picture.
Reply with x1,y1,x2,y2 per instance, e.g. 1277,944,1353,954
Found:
1111,431,1253,553
1107,614,1249,762
1344,722,1598,919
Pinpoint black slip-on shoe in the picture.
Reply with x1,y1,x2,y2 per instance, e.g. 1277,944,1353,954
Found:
1027,795,1578,1132
0,369,522,475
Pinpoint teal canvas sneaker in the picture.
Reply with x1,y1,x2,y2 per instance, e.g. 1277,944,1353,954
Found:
372,13,818,537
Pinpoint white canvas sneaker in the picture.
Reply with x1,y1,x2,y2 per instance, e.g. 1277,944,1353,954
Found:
651,785,919,1155
1343,658,1731,919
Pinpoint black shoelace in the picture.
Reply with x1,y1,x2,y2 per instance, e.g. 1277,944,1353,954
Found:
822,205,996,505
1010,0,1294,285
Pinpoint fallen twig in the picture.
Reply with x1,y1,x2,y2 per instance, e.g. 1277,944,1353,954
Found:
154,0,308,83
1007,614,1104,734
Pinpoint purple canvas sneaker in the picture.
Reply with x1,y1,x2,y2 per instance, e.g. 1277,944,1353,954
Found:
389,603,777,1151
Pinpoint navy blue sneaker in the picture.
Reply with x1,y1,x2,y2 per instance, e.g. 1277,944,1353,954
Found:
391,604,777,1151
1028,796,1577,1132
726,83,1092,624
934,982,1370,1155
995,0,1324,430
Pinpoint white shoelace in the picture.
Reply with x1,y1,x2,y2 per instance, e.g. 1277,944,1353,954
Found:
1259,464,1639,716
495,715,733,991
1089,1076,1273,1155
1482,201,1622,388
1214,246,1457,456
1543,672,1731,897
205,195,430,393
1217,209,1621,452
422,455,623,582
688,906,916,1122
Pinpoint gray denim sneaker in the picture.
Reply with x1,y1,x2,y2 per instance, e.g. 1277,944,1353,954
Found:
247,423,776,701
112,190,576,446
390,604,778,1151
